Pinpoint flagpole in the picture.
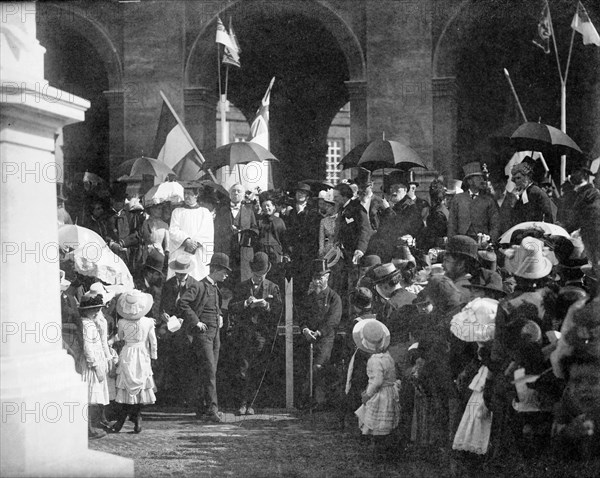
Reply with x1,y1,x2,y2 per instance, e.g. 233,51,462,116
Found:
503,69,528,122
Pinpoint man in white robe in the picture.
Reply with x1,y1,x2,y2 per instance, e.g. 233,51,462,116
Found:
168,186,214,281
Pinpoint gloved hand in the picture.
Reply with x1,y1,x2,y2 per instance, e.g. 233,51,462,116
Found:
303,328,317,342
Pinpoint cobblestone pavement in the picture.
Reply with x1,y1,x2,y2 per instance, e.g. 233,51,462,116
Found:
89,407,600,478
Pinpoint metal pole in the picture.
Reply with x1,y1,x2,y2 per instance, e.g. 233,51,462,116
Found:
503,69,528,122
309,343,314,401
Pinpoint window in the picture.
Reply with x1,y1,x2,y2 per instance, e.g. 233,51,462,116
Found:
326,139,344,185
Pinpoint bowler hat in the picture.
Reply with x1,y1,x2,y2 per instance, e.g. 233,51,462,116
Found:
210,252,232,272
311,259,331,277
168,253,193,273
462,162,484,180
144,250,165,275
295,182,312,194
446,235,479,262
250,252,271,275
352,319,390,354
359,254,381,269
351,287,373,310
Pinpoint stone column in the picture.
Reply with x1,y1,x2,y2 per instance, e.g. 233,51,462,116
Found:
184,86,217,152
432,76,458,178
103,89,125,179
0,3,132,476
345,80,368,148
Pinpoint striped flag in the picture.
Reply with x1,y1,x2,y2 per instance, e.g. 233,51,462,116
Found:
151,92,205,180
215,17,235,50
222,19,241,68
532,2,552,54
248,77,275,149
572,1,600,46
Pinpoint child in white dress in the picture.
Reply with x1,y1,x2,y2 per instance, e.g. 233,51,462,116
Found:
111,290,158,434
354,319,400,458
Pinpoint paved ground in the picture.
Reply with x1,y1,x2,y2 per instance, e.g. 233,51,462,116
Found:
89,407,600,478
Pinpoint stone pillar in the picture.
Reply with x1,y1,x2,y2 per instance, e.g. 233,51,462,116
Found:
432,76,458,178
0,3,133,476
103,89,125,179
184,86,217,152
345,80,368,147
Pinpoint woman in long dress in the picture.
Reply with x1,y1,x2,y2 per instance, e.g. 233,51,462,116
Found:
111,290,158,434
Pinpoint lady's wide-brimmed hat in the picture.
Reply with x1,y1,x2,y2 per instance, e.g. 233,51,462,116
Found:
450,297,498,342
169,253,194,274
88,282,115,304
352,319,391,354
504,236,553,280
116,290,153,320
250,251,271,276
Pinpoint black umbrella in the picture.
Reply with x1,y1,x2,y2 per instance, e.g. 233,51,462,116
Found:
202,142,278,171
340,139,427,172
510,122,583,158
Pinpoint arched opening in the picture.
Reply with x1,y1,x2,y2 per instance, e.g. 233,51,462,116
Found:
434,0,600,179
186,0,365,188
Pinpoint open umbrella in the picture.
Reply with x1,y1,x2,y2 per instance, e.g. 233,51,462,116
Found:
144,181,184,205
202,142,278,171
499,221,570,244
510,122,583,158
180,179,229,200
340,139,427,172
68,246,134,289
58,225,106,250
115,156,176,183
299,179,334,192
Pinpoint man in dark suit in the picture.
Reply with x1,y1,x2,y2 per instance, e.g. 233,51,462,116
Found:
284,182,321,302
179,253,231,422
158,253,200,405
492,175,517,237
510,161,555,227
228,252,283,415
299,259,342,408
214,183,258,287
448,162,500,244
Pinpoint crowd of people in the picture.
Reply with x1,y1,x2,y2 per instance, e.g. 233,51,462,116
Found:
57,158,599,470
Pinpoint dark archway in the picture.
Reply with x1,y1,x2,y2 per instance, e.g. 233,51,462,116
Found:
434,0,600,179
185,0,365,187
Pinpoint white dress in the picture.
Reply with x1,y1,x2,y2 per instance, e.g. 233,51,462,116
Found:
168,205,214,281
77,318,110,405
355,351,400,435
452,365,492,454
115,316,158,405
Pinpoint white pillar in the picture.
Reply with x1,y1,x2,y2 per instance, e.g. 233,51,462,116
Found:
0,3,133,476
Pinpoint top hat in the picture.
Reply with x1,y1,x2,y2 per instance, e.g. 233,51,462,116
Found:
352,319,391,354
250,252,271,276
351,287,373,310
466,269,506,298
383,170,408,192
295,182,312,194
505,236,553,280
209,252,232,272
371,263,401,284
462,162,484,180
169,253,193,274
116,290,153,321
239,229,259,248
446,235,479,262
408,180,420,188
311,259,331,278
450,297,498,343
445,179,463,195
144,250,165,275
355,168,373,187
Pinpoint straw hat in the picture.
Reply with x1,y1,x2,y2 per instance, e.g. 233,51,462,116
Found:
371,263,400,284
352,319,391,354
169,253,194,274
318,189,335,204
504,236,553,280
116,290,153,320
450,297,498,342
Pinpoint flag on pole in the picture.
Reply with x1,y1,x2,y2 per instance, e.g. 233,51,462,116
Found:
152,92,205,179
532,2,552,53
215,17,235,50
222,18,241,68
571,1,600,46
248,77,276,149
